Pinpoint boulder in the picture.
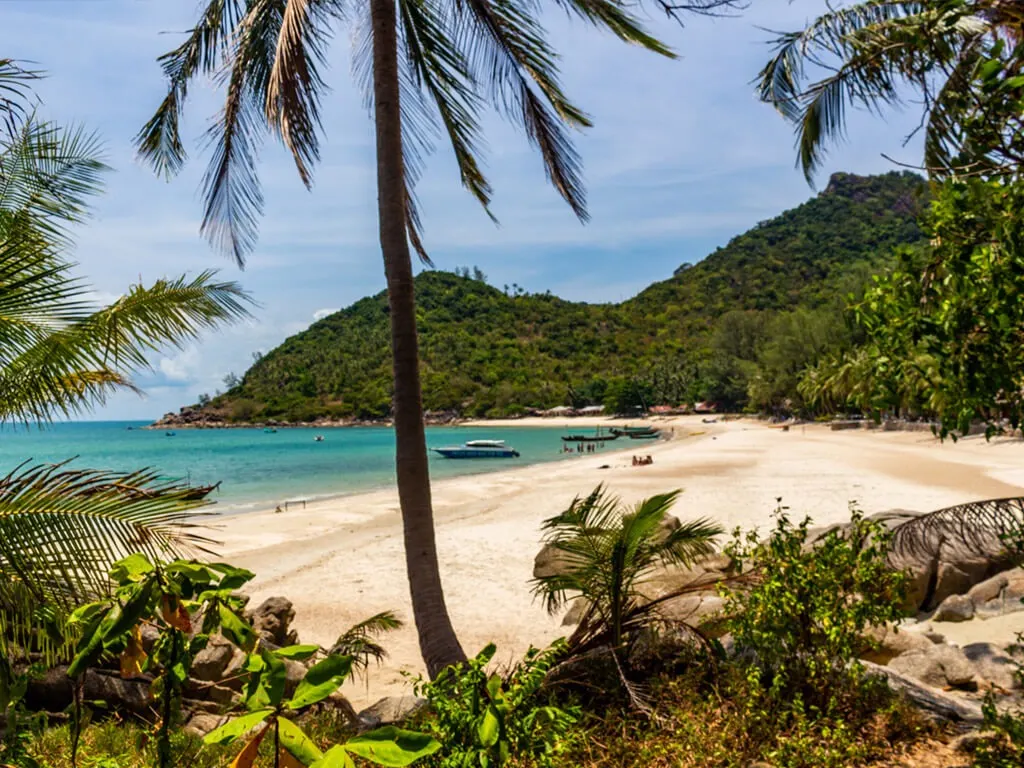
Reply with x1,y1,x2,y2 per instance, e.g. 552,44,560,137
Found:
219,647,248,692
961,642,1022,690
862,661,983,725
887,644,979,691
859,624,936,665
357,696,428,730
208,685,240,705
562,599,589,626
659,594,727,636
190,634,235,682
968,569,1024,618
248,596,297,648
933,594,976,623
284,658,307,697
25,667,152,717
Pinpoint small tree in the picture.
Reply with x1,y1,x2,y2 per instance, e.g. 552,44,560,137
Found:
532,486,721,660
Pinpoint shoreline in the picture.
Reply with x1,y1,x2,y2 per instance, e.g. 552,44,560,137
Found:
215,417,1024,708
218,422,664,517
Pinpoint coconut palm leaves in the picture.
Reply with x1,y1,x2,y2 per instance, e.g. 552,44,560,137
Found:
134,0,706,265
532,486,722,656
757,0,1024,182
0,68,253,661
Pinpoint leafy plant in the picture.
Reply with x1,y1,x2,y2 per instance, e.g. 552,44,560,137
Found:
206,644,439,768
414,642,577,768
330,611,402,678
532,486,722,660
974,693,1024,768
0,660,46,768
66,555,256,768
720,507,907,720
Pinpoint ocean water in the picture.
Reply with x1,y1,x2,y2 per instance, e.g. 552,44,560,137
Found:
0,422,620,514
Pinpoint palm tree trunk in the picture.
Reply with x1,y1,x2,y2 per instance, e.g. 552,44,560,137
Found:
370,0,467,677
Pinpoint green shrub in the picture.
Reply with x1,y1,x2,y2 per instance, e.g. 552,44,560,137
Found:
414,642,578,768
974,694,1024,768
720,507,907,726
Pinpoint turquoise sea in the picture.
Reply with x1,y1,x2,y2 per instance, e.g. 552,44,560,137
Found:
0,422,618,514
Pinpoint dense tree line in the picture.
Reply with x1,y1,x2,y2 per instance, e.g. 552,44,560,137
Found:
201,172,927,421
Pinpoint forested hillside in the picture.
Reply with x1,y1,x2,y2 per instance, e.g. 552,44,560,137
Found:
192,172,927,422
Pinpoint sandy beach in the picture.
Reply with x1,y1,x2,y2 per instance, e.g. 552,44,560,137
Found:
217,417,1024,707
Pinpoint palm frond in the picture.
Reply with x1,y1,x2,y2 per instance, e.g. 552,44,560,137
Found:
0,269,254,423
0,119,108,242
329,610,403,674
135,0,250,179
265,0,339,187
0,59,41,138
0,461,217,656
400,0,493,234
550,0,675,58
888,496,1024,561
453,0,592,219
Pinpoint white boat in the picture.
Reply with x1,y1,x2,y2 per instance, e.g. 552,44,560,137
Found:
432,442,519,459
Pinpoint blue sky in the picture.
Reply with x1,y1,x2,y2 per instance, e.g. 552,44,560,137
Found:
2,0,924,420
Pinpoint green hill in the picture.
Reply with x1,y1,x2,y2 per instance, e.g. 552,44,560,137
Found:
189,171,927,423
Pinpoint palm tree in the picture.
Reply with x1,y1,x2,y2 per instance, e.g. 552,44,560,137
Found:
135,0,740,676
756,0,1024,182
532,486,722,660
0,64,253,664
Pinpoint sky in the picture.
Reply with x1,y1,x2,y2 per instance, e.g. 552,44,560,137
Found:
1,0,925,420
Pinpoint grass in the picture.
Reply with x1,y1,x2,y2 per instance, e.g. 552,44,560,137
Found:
516,665,939,768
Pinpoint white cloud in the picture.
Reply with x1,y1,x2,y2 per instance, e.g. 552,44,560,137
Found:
313,308,339,321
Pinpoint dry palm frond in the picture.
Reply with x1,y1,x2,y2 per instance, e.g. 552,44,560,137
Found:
888,495,1024,560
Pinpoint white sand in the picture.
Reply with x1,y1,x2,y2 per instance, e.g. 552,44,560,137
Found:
216,417,1024,707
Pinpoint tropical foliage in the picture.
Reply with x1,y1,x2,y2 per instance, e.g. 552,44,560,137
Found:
757,0,1024,182
532,486,721,661
414,641,577,768
801,178,1024,435
190,172,926,421
0,63,251,689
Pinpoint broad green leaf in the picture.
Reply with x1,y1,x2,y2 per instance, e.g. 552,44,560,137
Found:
286,654,351,710
274,644,319,661
202,709,273,745
279,717,324,764
310,746,356,768
245,647,287,710
165,561,219,585
208,562,257,590
476,704,500,747
475,643,497,665
109,554,154,583
103,581,156,642
219,603,257,652
67,601,111,628
343,727,442,767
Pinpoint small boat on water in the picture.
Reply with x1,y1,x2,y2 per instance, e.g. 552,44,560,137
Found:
432,442,520,459
263,427,277,433
165,431,176,437
561,434,618,442
610,426,657,437
314,435,324,442
628,430,661,440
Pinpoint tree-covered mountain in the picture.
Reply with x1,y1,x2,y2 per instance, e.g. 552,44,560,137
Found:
186,171,927,423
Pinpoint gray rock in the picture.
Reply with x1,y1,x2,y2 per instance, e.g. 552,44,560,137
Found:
357,696,428,730
933,594,975,623
862,661,984,724
860,624,936,665
219,647,248,692
208,685,240,705
284,658,306,697
887,644,979,691
561,598,589,626
184,713,230,739
190,634,235,682
961,642,1022,690
248,596,297,647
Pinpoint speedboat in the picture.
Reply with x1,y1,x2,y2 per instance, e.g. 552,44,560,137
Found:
432,441,519,459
